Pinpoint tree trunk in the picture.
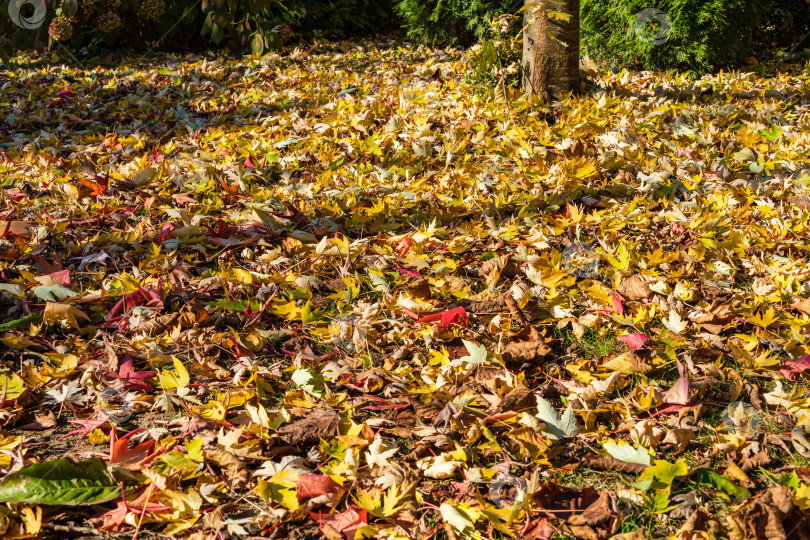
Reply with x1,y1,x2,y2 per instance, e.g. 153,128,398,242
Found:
522,0,581,99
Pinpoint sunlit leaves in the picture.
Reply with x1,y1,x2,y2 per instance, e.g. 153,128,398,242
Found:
0,35,809,540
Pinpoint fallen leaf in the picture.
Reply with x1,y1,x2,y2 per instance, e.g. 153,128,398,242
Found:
42,302,91,330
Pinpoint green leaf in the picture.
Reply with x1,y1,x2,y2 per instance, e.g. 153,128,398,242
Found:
603,441,652,466
693,468,750,501
0,458,121,505
459,340,488,365
759,124,781,142
0,314,41,332
535,397,578,442
211,23,225,44
250,33,264,55
636,459,688,489
0,283,23,297
547,10,573,23
62,0,78,17
301,299,319,323
291,368,325,397
732,148,756,163
31,284,77,302
159,451,200,471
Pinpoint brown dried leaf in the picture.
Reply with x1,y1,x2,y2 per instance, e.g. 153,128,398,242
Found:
726,486,798,540
203,446,249,489
580,453,648,474
277,410,340,445
132,312,181,336
496,385,534,412
725,462,755,489
479,254,516,286
568,490,615,527
500,341,552,364
42,302,91,331
533,482,619,537
740,449,771,472
406,278,433,302
678,508,717,537
17,411,57,431
744,380,765,410
670,491,697,520
661,428,693,455
791,297,810,316
504,295,528,326
178,299,210,328
788,195,810,211
510,427,547,461
466,295,509,314
791,426,810,458
617,275,655,301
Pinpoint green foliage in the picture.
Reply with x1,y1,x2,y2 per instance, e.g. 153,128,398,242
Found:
0,458,124,505
394,0,517,46
293,0,395,39
0,0,393,56
464,14,522,99
580,0,778,73
759,0,810,51
200,0,287,56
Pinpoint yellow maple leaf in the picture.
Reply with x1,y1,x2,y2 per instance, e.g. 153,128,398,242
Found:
746,306,778,328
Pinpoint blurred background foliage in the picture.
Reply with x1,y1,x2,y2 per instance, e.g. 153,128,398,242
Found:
0,0,808,75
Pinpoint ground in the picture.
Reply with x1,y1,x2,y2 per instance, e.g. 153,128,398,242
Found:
0,37,810,539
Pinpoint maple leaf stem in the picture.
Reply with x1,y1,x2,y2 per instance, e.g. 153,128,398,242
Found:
132,482,154,540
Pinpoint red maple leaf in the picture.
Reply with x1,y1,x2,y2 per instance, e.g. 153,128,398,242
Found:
404,306,468,329
110,428,158,469
780,354,810,381
61,412,110,443
98,487,172,531
310,505,368,540
105,355,156,392
107,284,164,319
618,333,649,350
76,176,108,197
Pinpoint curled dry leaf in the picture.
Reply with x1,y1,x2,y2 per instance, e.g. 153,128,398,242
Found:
203,447,249,490
277,410,340,446
617,275,655,301
500,341,552,364
479,254,517,283
726,486,810,540
580,453,648,474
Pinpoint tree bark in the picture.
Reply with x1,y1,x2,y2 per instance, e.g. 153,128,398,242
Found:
522,0,581,99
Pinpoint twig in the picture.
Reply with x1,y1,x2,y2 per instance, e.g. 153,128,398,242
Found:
787,28,810,56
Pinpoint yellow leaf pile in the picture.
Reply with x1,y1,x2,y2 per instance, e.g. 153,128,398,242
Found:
0,41,810,538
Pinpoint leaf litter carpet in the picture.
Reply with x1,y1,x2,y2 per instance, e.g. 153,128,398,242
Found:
1,40,810,539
